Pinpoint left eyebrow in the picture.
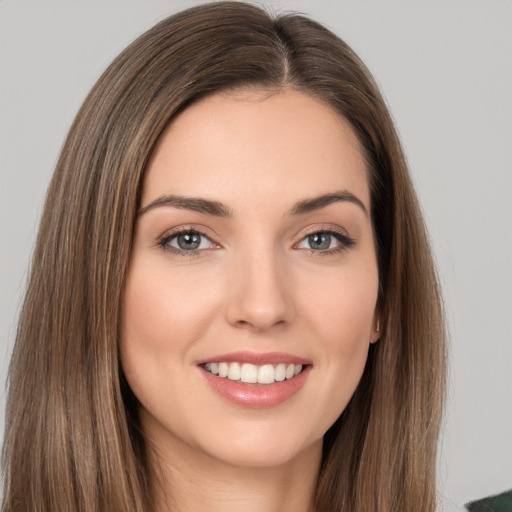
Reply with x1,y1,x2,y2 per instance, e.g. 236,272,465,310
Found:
288,190,368,216
137,194,234,217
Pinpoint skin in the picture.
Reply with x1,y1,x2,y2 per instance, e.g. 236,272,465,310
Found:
121,88,379,512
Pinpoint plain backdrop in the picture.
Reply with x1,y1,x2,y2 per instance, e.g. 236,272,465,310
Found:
1,1,511,509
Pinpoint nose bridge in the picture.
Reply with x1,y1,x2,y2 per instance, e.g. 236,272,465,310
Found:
225,239,294,331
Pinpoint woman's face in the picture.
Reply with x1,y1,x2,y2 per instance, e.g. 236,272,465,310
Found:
121,89,379,470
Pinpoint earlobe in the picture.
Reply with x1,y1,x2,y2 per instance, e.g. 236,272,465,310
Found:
370,318,380,344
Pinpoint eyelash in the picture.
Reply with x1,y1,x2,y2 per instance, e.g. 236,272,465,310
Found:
157,228,216,257
295,227,355,255
157,227,355,257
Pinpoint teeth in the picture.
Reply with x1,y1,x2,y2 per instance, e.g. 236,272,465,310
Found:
258,364,274,384
227,362,241,381
203,361,303,384
240,363,258,383
275,363,286,382
218,362,229,378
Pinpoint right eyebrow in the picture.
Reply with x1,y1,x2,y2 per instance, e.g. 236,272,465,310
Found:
137,194,234,217
288,189,368,216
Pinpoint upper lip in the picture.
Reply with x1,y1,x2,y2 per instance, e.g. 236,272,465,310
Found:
196,351,311,366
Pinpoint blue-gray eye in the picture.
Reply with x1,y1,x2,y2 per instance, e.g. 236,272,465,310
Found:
175,232,201,250
166,231,212,251
296,230,354,252
297,232,338,251
307,233,332,250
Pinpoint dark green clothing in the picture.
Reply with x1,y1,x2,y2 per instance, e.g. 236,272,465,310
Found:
466,489,512,512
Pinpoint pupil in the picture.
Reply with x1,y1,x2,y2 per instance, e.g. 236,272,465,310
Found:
309,233,331,250
178,232,200,250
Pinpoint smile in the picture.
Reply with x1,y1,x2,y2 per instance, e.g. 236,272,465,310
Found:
203,362,303,384
198,352,312,408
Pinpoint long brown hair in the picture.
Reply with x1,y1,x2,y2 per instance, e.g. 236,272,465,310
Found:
2,2,446,511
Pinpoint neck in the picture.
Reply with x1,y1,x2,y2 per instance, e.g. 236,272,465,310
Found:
149,437,322,512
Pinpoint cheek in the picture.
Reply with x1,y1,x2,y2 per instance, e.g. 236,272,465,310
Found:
122,261,218,356
120,261,222,416
296,265,378,427
300,264,378,342
326,275,377,369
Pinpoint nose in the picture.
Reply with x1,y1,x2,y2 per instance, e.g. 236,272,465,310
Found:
225,248,295,332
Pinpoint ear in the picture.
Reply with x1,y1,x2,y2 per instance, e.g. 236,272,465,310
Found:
370,314,380,344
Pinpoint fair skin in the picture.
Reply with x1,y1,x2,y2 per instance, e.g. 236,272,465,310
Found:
121,88,379,512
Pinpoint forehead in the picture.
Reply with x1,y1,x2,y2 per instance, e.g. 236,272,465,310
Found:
142,88,369,211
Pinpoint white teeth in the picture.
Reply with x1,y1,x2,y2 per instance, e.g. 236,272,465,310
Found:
275,363,286,382
240,363,258,383
257,364,275,384
218,362,229,378
227,362,241,381
203,361,304,384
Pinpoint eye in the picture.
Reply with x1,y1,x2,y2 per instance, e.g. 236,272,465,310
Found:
302,232,335,251
158,229,217,254
295,229,354,253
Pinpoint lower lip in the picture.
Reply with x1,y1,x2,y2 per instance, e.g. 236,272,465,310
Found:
200,366,311,409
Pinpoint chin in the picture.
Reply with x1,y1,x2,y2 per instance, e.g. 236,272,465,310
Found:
183,414,324,470
201,434,322,470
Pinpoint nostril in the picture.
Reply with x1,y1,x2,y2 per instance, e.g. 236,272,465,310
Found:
233,317,288,332
224,263,295,329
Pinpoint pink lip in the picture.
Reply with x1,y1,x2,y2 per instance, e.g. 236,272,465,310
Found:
198,352,312,409
196,351,311,366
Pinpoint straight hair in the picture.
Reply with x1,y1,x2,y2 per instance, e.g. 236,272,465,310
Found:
2,2,446,511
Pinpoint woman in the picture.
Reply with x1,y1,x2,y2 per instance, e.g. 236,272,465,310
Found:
2,2,446,511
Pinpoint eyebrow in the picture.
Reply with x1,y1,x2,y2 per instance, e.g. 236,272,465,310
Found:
288,190,368,216
138,189,367,217
138,195,234,217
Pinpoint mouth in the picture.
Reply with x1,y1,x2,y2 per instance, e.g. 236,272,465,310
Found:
198,352,311,408
202,362,304,385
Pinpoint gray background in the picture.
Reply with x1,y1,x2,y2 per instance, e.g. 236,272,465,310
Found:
1,1,511,509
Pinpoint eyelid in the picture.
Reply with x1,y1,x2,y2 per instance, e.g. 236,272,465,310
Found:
156,225,221,255
155,223,354,257
157,224,220,243
296,224,350,239
293,224,355,253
